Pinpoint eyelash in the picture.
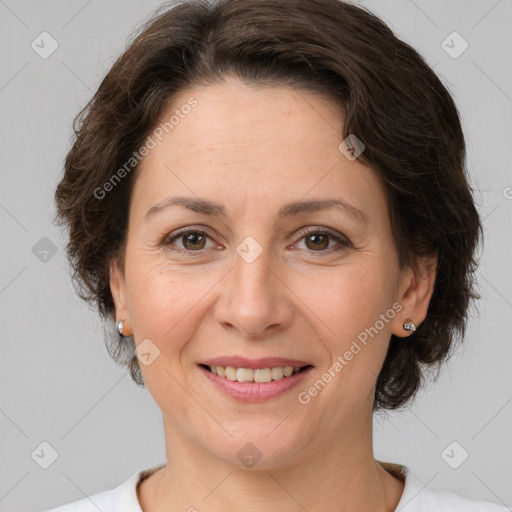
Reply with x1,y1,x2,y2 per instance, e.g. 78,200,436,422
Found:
162,226,350,256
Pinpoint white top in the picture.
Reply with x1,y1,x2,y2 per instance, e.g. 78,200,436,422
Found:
42,462,509,511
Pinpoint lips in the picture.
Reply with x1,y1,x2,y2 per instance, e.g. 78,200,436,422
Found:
199,363,314,401
200,356,313,369
197,356,314,401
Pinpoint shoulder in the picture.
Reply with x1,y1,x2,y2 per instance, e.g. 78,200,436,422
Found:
386,462,510,512
40,464,165,512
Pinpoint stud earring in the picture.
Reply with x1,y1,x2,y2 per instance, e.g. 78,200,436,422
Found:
403,320,417,332
116,320,125,336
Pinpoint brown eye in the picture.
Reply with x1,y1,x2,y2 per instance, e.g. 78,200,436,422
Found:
181,232,207,250
163,229,216,253
304,233,330,251
294,228,350,253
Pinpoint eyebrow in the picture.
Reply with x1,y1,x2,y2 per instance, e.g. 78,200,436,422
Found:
145,196,368,223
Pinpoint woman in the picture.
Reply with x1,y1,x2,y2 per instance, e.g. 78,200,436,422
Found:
45,0,507,510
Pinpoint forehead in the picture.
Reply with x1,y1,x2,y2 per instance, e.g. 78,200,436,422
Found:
131,79,388,224
164,79,344,155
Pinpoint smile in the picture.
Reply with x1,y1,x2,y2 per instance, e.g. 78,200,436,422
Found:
201,364,312,383
198,363,314,402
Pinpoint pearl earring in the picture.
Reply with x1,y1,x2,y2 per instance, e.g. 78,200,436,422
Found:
116,320,125,336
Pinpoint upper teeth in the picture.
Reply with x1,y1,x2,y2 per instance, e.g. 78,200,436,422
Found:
209,365,302,383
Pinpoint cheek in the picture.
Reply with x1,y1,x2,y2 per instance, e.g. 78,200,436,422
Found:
302,261,396,341
308,260,399,399
125,257,217,353
316,268,396,398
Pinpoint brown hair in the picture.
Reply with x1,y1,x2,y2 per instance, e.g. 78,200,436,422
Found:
55,0,482,410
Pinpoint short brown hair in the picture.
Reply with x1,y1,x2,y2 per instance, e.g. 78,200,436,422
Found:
55,0,482,410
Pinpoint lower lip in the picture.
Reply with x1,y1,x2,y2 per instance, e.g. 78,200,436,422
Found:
199,365,314,402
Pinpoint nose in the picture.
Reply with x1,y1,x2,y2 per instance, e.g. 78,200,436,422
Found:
213,245,294,339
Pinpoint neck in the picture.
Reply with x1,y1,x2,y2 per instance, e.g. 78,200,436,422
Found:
140,414,405,512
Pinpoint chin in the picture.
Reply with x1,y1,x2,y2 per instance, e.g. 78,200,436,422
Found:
208,422,309,470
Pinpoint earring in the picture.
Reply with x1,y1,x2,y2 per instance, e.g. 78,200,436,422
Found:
116,320,125,336
403,320,417,333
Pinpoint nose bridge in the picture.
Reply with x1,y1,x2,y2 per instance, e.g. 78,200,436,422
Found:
214,234,293,337
234,237,273,302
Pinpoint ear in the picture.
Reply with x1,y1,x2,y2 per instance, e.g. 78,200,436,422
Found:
109,258,132,336
392,253,437,337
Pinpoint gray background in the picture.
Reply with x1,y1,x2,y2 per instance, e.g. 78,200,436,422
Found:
1,0,511,510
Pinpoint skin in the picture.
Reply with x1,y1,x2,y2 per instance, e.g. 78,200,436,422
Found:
110,77,436,512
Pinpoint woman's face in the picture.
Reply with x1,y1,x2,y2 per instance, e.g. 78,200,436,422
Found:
111,78,434,468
